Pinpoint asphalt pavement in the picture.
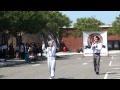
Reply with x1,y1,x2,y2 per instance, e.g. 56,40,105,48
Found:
0,50,120,68
0,52,120,79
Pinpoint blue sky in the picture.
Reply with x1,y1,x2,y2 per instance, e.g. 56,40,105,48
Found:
60,11,120,25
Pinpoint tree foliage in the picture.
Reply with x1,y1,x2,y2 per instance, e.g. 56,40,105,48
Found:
73,17,104,37
109,15,120,35
0,11,72,44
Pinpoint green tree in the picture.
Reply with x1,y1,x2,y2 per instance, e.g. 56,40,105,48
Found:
0,11,11,44
43,11,72,37
42,11,72,50
0,11,72,45
73,17,104,37
109,15,120,35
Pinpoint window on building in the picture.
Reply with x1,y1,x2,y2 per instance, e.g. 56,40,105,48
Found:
114,41,119,50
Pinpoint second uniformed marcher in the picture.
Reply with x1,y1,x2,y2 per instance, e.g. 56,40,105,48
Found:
91,36,102,75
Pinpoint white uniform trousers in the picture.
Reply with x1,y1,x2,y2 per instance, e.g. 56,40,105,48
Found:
47,57,56,78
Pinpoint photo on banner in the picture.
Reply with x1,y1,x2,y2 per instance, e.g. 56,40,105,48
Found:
83,31,108,56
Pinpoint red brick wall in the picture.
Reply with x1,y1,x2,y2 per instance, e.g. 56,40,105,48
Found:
108,35,120,41
61,27,120,52
61,28,83,52
101,27,108,31
62,36,83,52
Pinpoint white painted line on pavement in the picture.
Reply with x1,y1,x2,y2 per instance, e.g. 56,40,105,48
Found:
112,56,114,59
32,64,40,66
77,58,81,59
104,72,109,79
112,68,120,70
109,61,112,66
101,60,103,61
82,63,88,65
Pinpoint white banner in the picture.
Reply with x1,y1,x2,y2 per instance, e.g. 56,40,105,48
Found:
83,31,108,56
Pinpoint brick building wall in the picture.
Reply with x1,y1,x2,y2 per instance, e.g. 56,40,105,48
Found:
61,28,83,52
108,35,120,41
7,26,120,51
62,36,83,52
61,27,120,51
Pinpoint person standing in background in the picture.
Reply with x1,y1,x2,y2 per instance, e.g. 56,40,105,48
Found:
9,43,15,59
20,43,25,59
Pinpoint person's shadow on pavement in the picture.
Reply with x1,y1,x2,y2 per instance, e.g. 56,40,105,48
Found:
56,77,74,79
0,75,4,78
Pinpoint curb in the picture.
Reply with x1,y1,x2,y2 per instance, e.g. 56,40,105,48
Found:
108,52,120,54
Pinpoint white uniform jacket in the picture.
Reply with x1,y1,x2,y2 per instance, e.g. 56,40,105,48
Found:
91,42,102,54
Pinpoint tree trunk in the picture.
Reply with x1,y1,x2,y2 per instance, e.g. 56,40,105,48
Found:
1,33,8,45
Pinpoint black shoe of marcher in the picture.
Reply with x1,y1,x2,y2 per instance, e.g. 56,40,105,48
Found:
96,72,99,75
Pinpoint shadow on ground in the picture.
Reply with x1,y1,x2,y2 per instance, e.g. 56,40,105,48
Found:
0,75,4,78
56,55,73,60
56,77,74,79
108,72,118,75
38,54,83,60
99,72,108,75
99,72,117,75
